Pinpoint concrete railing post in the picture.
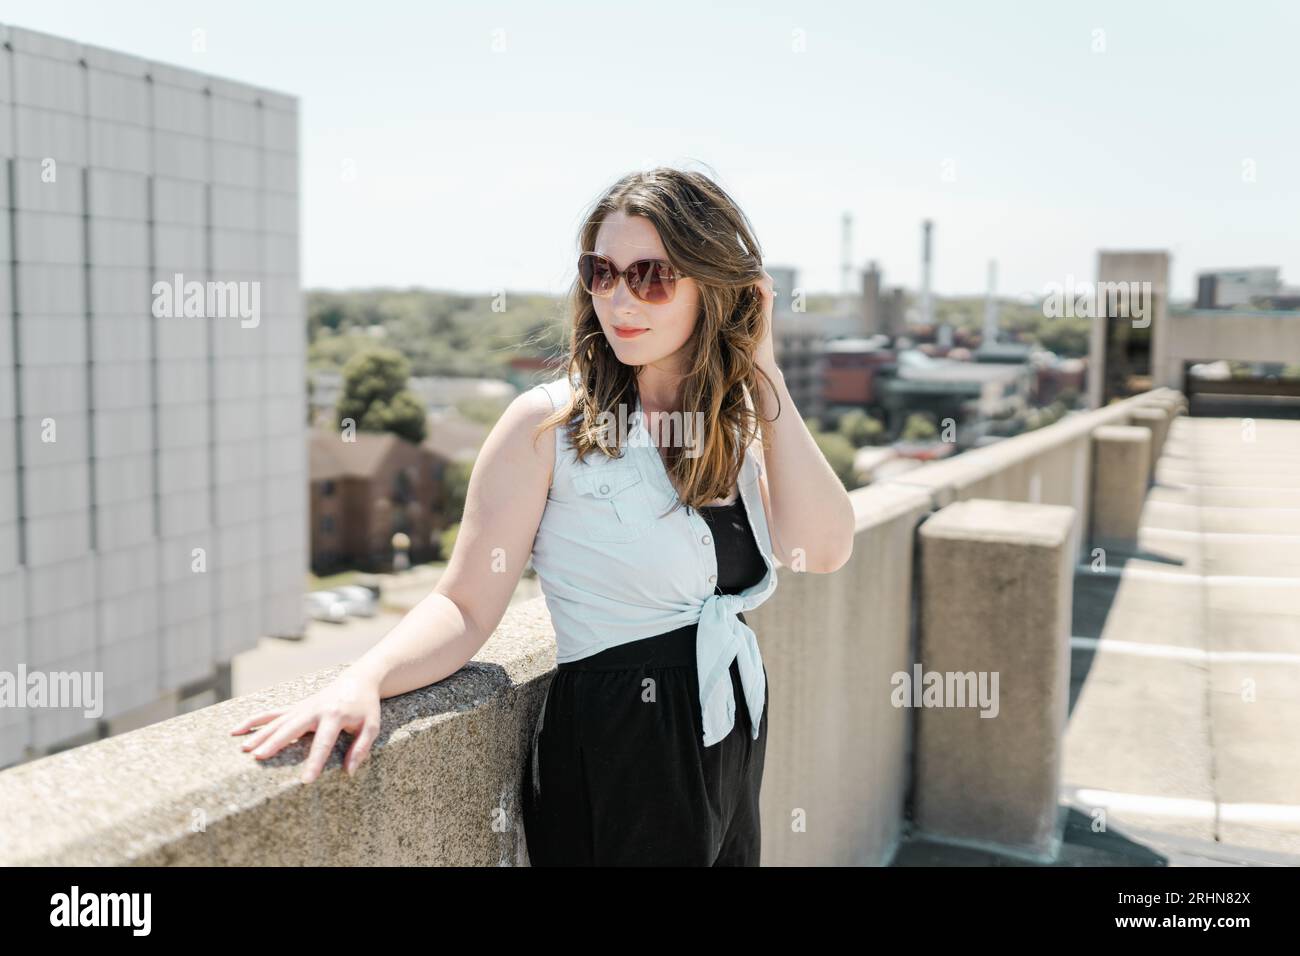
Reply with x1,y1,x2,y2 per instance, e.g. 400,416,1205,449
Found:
1089,425,1151,557
1149,391,1186,420
1128,406,1168,481
915,498,1076,862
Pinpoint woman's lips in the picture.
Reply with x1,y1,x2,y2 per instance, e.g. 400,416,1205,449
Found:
613,326,649,339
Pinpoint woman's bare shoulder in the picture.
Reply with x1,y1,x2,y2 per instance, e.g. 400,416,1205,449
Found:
484,385,561,486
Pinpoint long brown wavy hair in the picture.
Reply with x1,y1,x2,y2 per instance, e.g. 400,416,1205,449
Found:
533,166,781,516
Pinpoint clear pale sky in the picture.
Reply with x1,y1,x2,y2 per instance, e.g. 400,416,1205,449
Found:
8,0,1298,301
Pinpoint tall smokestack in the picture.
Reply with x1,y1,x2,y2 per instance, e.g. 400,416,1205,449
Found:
920,219,933,329
983,259,999,345
862,260,881,336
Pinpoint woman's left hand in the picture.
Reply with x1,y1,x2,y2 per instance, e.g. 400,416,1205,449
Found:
753,270,777,371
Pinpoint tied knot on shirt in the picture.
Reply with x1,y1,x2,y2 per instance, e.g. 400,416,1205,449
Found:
695,591,766,748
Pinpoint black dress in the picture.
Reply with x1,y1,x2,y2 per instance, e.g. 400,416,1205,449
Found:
521,494,770,866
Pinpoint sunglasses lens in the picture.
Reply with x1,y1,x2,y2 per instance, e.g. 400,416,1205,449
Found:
579,254,677,303
579,254,616,296
630,260,675,304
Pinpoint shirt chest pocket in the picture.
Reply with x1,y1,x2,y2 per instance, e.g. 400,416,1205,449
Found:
569,461,657,543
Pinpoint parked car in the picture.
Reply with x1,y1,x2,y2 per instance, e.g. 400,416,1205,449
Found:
304,590,348,624
332,584,378,618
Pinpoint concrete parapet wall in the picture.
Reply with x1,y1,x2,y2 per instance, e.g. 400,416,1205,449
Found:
0,388,1183,865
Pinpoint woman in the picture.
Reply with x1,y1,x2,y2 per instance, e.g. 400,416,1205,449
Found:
230,168,856,866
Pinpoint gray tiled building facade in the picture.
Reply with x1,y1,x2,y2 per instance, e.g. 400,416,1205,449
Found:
0,25,306,765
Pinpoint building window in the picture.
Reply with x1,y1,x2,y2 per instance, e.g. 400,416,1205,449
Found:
321,515,335,533
322,480,336,496
393,468,414,505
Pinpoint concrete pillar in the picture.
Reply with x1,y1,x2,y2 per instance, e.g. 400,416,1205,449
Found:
1090,426,1151,556
1128,407,1168,480
1149,392,1187,420
915,498,1077,861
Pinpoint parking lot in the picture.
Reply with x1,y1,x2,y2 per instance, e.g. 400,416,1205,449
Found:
231,563,544,698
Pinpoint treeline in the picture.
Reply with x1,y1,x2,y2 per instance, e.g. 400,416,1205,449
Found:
306,288,1092,378
307,288,569,376
932,297,1090,357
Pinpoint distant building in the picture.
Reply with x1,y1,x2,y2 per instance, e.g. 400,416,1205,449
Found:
1088,251,1300,415
0,25,304,765
309,430,438,573
1195,267,1281,309
772,312,827,422
1087,251,1169,407
973,342,1034,365
822,339,896,407
767,266,827,421
860,261,907,339
308,413,487,573
1035,357,1086,406
424,413,488,534
878,350,1032,441
424,414,487,466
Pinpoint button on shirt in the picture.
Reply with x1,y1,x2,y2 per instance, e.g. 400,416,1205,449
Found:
529,374,779,748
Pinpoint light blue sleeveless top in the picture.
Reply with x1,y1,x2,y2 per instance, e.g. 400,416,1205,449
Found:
528,373,779,748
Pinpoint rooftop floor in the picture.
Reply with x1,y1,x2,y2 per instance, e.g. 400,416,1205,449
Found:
893,415,1300,866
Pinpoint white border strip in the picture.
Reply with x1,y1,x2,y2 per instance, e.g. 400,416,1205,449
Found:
1138,526,1300,542
1074,563,1298,586
1070,788,1300,826
1071,636,1300,665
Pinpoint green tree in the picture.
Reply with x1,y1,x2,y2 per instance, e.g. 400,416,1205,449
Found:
336,348,428,443
900,412,938,442
1036,317,1091,357
837,409,885,448
305,288,568,379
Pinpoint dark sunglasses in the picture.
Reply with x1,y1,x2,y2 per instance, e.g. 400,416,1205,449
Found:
578,252,685,305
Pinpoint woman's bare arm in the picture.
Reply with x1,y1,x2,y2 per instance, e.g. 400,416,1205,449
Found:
346,386,557,699
230,386,557,782
751,361,855,574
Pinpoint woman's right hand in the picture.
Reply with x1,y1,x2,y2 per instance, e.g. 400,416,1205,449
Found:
228,672,383,783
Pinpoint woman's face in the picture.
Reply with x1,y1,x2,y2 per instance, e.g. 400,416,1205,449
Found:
590,210,699,374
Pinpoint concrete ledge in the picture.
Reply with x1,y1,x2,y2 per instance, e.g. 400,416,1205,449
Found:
1145,391,1187,419
0,600,558,865
1129,407,1170,478
1090,425,1152,555
915,498,1076,861
881,388,1175,568
883,388,1179,510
